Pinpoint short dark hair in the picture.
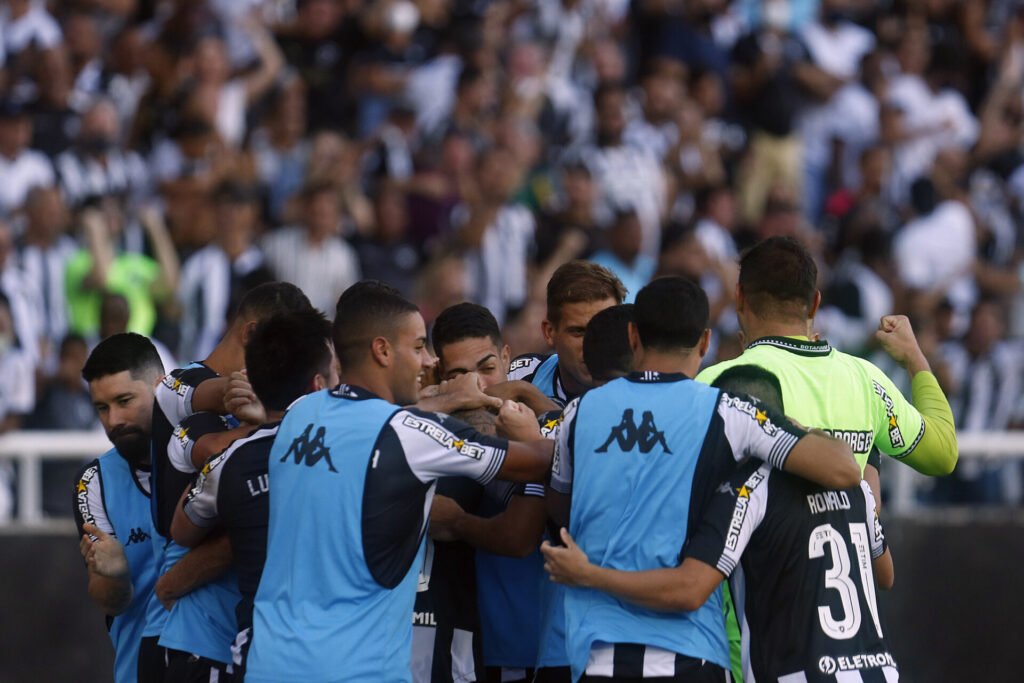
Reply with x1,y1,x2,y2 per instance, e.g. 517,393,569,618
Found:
711,365,785,414
333,280,419,369
82,333,164,384
246,309,333,412
236,281,312,323
583,304,634,383
432,302,502,355
633,277,708,351
546,261,626,326
738,237,818,321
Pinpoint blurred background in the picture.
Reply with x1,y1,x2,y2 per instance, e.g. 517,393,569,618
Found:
0,0,1023,680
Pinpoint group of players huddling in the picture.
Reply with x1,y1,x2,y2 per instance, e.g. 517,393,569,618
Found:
74,236,957,683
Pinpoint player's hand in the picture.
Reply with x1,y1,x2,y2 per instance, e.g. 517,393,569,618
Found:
81,523,130,580
875,315,930,375
434,372,504,412
420,357,441,392
496,400,541,440
224,370,267,425
541,528,592,587
486,381,561,415
428,495,464,543
154,572,178,611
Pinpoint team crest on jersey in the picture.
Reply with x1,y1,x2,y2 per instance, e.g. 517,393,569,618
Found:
596,409,672,454
725,468,766,551
871,381,905,449
721,394,780,436
76,465,99,528
403,414,486,459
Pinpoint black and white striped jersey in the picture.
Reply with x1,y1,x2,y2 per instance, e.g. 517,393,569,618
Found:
686,460,896,683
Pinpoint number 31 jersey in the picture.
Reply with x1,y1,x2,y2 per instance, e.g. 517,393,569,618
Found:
685,460,898,683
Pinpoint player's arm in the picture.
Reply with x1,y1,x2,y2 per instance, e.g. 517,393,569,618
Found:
80,523,134,615
485,380,562,416
171,447,228,548
543,528,724,611
873,315,957,475
860,480,894,590
154,532,232,611
717,392,860,490
431,486,547,557
155,366,225,428
73,461,133,616
493,400,553,482
414,371,504,414
545,398,579,533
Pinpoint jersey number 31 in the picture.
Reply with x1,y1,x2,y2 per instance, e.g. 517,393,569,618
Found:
808,523,883,640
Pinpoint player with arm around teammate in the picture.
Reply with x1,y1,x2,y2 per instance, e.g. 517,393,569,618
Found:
244,281,554,683
74,333,165,683
546,277,860,682
169,308,338,679
544,364,898,683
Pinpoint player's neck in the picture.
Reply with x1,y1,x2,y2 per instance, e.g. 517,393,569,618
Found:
204,338,244,377
558,366,590,397
741,318,813,346
338,370,396,404
635,348,702,379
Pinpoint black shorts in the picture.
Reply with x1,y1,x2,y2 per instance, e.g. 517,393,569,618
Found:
580,650,729,683
165,648,233,683
534,666,571,682
137,636,166,683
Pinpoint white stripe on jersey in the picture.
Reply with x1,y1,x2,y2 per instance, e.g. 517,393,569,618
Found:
883,666,899,682
778,672,807,682
641,647,677,677
450,628,475,682
585,643,615,676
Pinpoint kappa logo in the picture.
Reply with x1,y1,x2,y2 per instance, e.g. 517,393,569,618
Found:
872,381,905,449
402,415,486,459
125,527,150,546
596,409,672,454
281,423,337,472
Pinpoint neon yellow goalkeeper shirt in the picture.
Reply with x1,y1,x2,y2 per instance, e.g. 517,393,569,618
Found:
696,335,956,476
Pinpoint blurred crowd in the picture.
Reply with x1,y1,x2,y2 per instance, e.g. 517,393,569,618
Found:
1,0,1024,510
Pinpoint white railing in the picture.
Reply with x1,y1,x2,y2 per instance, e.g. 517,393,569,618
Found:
0,430,111,532
0,430,1021,530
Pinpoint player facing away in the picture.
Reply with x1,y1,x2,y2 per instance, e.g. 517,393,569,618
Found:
543,364,898,683
244,281,554,682
74,333,164,683
170,308,338,678
697,236,957,484
545,277,861,682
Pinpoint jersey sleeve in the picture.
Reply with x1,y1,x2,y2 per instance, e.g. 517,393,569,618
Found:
387,408,509,485
181,449,231,528
73,459,114,539
507,354,547,382
716,391,808,470
684,461,772,577
865,364,925,459
549,397,580,494
154,365,220,428
167,411,232,474
859,480,887,559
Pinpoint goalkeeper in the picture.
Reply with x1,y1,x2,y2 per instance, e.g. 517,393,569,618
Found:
698,236,956,683
699,236,957,486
